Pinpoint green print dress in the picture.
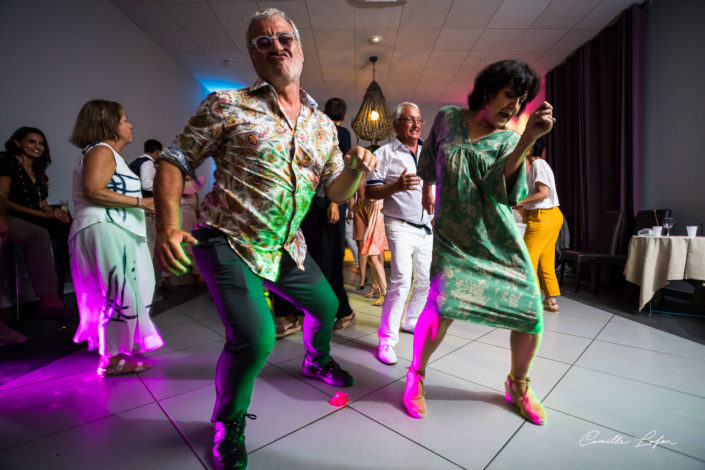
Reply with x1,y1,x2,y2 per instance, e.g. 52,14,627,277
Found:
417,106,542,334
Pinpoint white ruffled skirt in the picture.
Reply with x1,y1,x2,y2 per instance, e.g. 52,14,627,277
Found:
70,222,163,357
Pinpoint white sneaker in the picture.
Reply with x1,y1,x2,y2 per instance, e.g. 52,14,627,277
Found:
400,318,418,334
377,344,397,365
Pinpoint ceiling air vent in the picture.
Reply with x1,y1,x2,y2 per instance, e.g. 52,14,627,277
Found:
350,0,408,6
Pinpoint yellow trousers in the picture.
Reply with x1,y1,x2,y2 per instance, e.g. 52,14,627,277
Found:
523,207,564,298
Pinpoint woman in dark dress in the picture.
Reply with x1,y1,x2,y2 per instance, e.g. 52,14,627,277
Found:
0,127,72,315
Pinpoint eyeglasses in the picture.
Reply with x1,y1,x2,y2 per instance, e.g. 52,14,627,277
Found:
396,118,425,125
250,31,297,53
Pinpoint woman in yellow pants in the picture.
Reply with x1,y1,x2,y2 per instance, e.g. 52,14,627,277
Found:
518,137,563,312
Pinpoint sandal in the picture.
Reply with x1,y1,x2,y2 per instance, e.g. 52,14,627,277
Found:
403,368,426,419
504,374,546,425
543,300,559,312
275,315,303,339
356,277,366,290
364,287,380,298
371,292,386,307
98,353,151,377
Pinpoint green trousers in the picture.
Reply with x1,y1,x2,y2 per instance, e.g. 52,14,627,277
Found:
193,229,338,421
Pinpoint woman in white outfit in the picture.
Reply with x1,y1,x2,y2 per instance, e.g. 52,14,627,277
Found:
177,175,205,286
68,99,163,376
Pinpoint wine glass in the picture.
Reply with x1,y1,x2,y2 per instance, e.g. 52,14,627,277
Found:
662,217,674,236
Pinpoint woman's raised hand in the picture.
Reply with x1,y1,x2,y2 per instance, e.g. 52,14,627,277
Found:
524,101,554,139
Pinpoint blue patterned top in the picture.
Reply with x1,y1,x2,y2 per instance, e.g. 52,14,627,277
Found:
69,142,147,240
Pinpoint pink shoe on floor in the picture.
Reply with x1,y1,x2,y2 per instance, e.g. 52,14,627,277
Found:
403,368,426,419
504,374,546,425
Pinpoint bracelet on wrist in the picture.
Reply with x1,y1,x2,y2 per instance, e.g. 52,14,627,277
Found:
136,196,142,208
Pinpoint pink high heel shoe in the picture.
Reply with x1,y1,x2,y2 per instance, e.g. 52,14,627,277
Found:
504,374,546,425
403,368,426,419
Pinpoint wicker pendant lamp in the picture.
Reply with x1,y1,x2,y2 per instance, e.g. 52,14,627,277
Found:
352,56,393,147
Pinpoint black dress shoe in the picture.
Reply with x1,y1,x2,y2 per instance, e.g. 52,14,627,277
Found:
213,414,256,470
302,357,354,387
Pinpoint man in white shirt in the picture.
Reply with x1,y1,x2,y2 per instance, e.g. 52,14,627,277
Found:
365,102,433,365
130,139,165,287
131,139,163,197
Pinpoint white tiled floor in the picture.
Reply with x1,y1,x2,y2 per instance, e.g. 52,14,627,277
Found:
2,280,705,469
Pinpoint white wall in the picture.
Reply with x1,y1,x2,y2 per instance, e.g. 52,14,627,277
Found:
643,0,705,233
0,0,209,306
0,0,209,204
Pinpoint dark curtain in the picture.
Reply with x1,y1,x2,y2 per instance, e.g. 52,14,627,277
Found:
545,3,646,253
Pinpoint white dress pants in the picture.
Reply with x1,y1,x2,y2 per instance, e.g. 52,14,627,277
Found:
378,218,433,347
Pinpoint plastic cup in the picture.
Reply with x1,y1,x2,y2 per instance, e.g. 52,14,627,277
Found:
652,225,662,236
687,226,698,238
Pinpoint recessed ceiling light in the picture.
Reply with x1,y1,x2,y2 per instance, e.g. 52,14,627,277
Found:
354,0,407,5
369,35,382,45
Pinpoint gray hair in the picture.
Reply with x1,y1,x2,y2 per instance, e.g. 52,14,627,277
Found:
246,8,301,51
392,102,420,120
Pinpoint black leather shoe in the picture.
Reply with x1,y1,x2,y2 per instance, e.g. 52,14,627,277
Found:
213,414,256,470
302,357,354,387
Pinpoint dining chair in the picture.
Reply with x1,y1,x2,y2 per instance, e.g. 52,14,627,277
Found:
559,210,625,294
633,208,671,234
1,238,61,320
0,240,25,321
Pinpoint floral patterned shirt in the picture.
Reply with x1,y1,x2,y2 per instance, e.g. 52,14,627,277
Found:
160,79,344,281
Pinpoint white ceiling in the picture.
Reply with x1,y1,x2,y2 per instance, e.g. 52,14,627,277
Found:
110,0,637,105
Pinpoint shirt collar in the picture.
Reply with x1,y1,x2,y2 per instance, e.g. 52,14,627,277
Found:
249,77,318,110
393,137,423,153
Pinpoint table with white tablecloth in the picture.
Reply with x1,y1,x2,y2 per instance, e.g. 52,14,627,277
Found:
624,236,705,311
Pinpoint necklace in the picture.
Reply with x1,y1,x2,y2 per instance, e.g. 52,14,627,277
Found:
17,154,35,179
12,154,42,209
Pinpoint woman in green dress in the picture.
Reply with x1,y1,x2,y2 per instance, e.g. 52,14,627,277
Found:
402,60,554,425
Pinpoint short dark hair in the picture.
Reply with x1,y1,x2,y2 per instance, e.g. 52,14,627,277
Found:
144,139,163,154
530,136,546,157
3,127,52,187
69,99,124,148
467,60,540,116
323,97,347,122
